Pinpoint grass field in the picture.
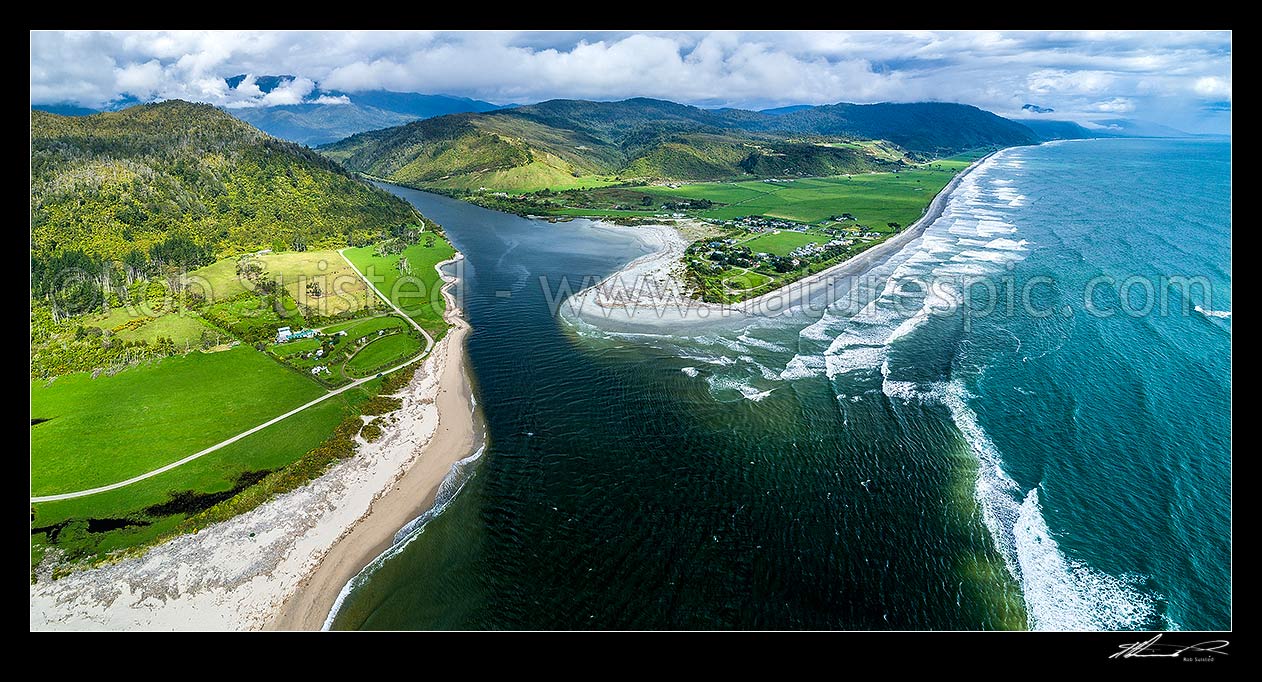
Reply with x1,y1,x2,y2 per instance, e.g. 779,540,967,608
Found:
31,382,374,565
187,249,378,317
741,231,827,256
117,312,217,346
641,165,962,229
270,337,323,357
345,333,423,377
720,269,772,290
343,238,456,337
548,207,661,218
85,304,214,348
321,314,408,337
31,346,325,496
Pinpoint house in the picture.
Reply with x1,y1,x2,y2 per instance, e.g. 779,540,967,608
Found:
276,326,292,343
310,365,328,375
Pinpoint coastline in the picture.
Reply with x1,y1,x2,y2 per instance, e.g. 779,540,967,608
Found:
269,258,479,630
562,151,999,331
30,255,479,631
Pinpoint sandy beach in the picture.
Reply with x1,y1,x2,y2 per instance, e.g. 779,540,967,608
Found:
269,264,479,630
30,256,479,631
563,152,997,333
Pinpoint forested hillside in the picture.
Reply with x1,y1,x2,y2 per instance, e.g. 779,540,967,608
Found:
32,101,418,260
31,99,422,320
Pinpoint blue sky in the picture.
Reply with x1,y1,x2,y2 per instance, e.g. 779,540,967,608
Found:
30,30,1231,133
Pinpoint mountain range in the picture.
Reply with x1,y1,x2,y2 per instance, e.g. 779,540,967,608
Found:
33,74,509,147
319,97,1039,191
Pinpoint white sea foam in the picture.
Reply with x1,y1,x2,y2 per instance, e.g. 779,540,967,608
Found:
1014,489,1162,630
703,335,751,353
780,145,1163,630
780,354,825,380
983,238,1030,251
957,249,1021,264
679,353,737,366
1195,304,1232,319
824,346,887,378
736,333,790,353
739,355,784,381
707,375,776,401
681,366,699,378
933,382,1162,631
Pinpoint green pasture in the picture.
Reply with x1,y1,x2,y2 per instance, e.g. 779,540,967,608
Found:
342,237,456,337
741,231,826,256
31,346,325,496
31,384,373,565
642,165,960,229
345,333,423,377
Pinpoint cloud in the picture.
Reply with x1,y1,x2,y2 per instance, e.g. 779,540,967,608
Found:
1089,97,1137,113
260,76,315,106
29,30,1232,133
311,94,351,105
114,59,163,99
1026,69,1116,95
1193,75,1231,99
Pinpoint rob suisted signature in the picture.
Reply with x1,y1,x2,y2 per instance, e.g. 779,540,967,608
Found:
1111,634,1229,660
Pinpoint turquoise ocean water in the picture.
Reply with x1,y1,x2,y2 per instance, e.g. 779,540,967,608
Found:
330,138,1230,630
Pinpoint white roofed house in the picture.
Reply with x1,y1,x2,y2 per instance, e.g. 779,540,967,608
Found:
276,326,292,343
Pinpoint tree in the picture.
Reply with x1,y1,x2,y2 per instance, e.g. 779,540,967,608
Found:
641,195,653,207
149,235,213,269
123,249,149,284
888,222,901,232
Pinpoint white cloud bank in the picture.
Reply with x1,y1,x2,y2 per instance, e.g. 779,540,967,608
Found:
29,30,1232,132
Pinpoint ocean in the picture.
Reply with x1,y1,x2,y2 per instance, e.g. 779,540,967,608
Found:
329,138,1230,630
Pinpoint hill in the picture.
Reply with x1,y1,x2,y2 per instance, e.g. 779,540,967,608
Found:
31,100,421,297
320,98,1036,191
746,102,1038,158
32,103,101,116
344,90,504,118
1019,119,1104,141
221,75,506,145
228,102,418,146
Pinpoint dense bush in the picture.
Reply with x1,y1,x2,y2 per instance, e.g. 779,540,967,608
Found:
31,101,422,265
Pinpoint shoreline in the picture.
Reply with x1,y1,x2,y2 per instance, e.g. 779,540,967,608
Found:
269,257,479,630
30,255,479,631
561,151,999,331
735,150,996,312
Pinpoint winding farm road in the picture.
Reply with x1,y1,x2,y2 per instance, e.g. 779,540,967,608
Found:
30,250,456,504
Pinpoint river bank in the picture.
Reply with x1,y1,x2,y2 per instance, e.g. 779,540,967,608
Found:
270,257,480,630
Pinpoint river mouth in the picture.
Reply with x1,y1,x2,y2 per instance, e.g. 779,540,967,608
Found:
322,182,1025,629
335,140,1230,631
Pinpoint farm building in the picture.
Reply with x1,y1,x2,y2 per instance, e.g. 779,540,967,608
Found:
276,327,318,343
